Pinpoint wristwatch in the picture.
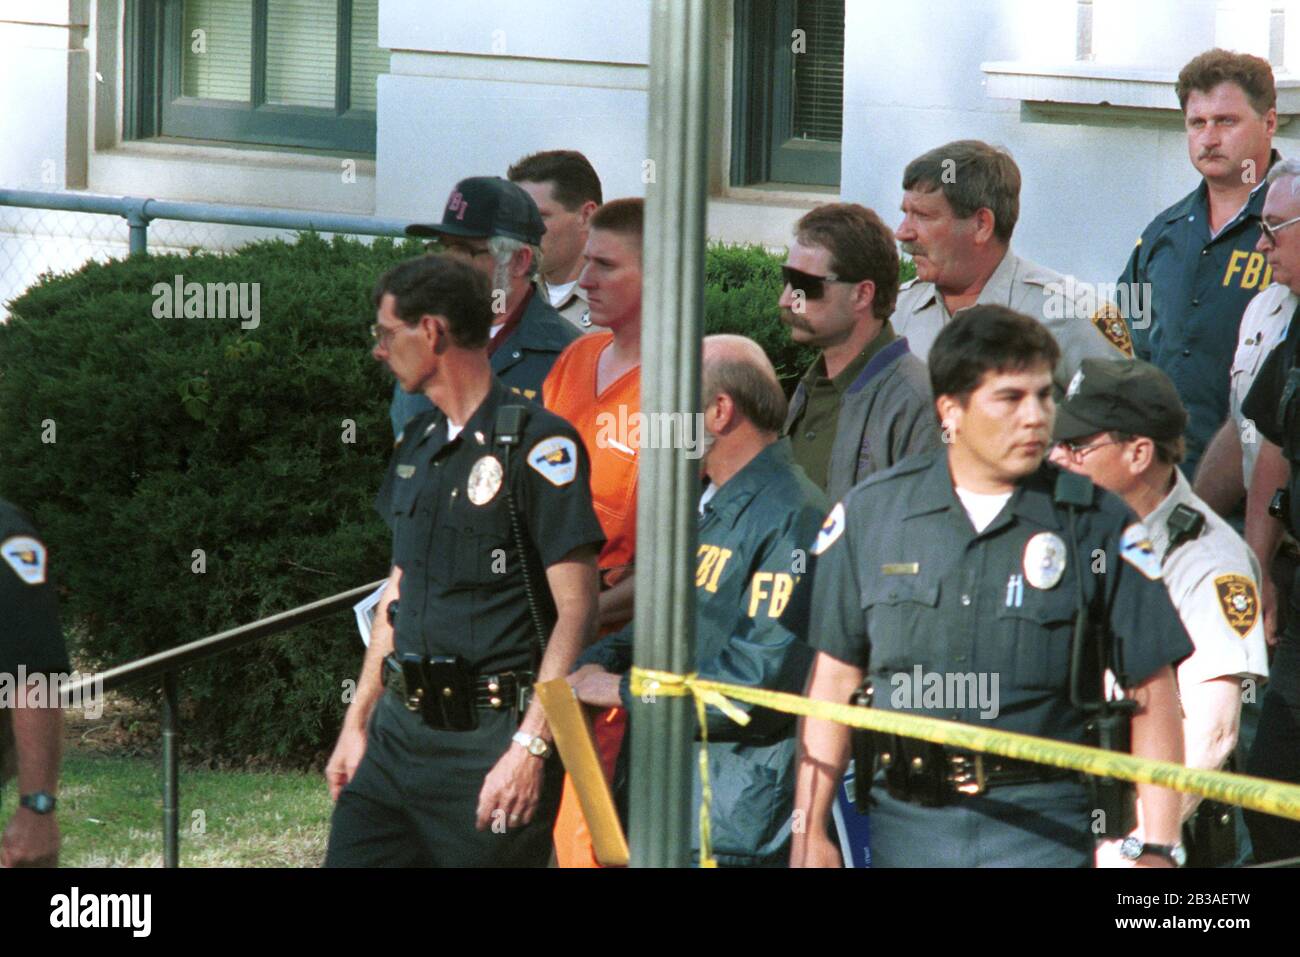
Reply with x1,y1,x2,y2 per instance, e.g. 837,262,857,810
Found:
1119,836,1186,867
511,731,552,759
19,791,57,815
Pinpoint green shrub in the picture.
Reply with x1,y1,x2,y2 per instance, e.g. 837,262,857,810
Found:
0,233,913,763
0,233,419,763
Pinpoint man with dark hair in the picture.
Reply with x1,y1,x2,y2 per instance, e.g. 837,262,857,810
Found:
1123,49,1280,482
792,305,1192,868
780,203,940,503
569,334,827,867
0,500,67,867
1051,358,1267,866
508,150,603,331
325,254,604,867
391,176,581,436
892,140,1129,389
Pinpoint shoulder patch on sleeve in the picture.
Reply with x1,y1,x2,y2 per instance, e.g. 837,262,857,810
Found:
1092,303,1134,356
1120,523,1161,580
1214,573,1259,637
2,535,47,585
810,502,846,557
528,435,579,487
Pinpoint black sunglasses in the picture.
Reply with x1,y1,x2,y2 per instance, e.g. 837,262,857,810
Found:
781,265,860,300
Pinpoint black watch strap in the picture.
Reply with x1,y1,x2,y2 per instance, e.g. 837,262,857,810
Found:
20,791,57,815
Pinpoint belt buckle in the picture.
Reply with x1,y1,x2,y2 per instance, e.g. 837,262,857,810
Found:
949,752,986,796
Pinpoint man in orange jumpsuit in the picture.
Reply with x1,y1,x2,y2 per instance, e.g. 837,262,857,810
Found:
542,199,644,866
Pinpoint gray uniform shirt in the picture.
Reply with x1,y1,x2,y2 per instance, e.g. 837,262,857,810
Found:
890,249,1132,392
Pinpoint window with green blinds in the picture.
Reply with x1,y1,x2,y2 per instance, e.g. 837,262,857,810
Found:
350,0,389,114
791,0,843,143
133,0,389,153
182,0,252,101
731,0,844,188
266,0,337,109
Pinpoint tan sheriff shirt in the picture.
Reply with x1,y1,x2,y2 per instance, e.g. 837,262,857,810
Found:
544,278,594,333
1145,469,1269,689
1231,281,1297,486
890,249,1132,391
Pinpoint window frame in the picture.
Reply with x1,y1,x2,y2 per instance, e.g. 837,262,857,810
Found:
126,0,378,155
731,0,843,189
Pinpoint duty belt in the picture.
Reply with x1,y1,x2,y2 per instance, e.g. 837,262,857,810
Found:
874,732,1076,803
382,655,533,713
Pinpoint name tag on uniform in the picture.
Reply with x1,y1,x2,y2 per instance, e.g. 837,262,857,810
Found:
881,562,919,576
396,465,416,479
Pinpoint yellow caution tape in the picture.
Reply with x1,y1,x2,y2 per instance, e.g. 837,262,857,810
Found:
630,666,1300,861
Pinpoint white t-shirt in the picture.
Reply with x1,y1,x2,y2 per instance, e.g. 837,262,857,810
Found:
548,280,578,309
954,487,1012,534
446,422,464,443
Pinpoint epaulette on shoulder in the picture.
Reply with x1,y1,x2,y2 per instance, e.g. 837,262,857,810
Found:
858,452,931,494
1052,468,1095,509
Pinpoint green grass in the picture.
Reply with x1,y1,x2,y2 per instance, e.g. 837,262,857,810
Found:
1,751,332,867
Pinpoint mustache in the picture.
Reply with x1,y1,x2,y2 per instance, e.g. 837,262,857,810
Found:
899,241,923,258
780,308,814,333
1198,150,1227,161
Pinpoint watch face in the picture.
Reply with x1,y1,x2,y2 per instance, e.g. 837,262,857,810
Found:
1120,836,1144,860
22,792,56,814
1171,844,1187,867
528,738,549,757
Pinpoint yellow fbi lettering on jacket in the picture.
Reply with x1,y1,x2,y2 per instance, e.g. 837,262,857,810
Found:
747,572,798,618
1223,250,1272,291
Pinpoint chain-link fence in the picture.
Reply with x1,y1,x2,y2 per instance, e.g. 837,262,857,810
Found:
0,190,410,319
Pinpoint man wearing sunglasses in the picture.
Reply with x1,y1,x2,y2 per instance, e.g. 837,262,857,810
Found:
891,140,1128,394
1120,50,1280,484
780,203,940,504
1050,358,1268,867
390,176,581,436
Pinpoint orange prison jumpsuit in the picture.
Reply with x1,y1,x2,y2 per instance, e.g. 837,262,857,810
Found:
542,331,639,868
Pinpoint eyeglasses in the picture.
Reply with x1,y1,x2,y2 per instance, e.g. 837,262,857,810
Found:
781,265,860,300
1057,438,1124,461
440,239,494,260
1259,214,1300,246
370,322,402,348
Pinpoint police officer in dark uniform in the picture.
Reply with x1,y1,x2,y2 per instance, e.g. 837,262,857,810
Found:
0,499,68,867
1118,50,1280,479
569,335,828,867
1241,293,1300,862
792,306,1193,868
325,255,603,867
390,176,581,436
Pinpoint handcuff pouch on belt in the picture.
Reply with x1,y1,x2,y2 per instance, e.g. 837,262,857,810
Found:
399,652,479,732
848,681,969,809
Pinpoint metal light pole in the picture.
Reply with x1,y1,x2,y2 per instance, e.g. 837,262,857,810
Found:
629,0,711,868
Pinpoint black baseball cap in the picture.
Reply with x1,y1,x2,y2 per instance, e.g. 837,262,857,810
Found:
406,176,546,246
1053,358,1188,442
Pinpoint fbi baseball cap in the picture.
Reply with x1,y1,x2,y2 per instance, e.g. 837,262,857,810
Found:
1053,357,1188,442
406,176,546,246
